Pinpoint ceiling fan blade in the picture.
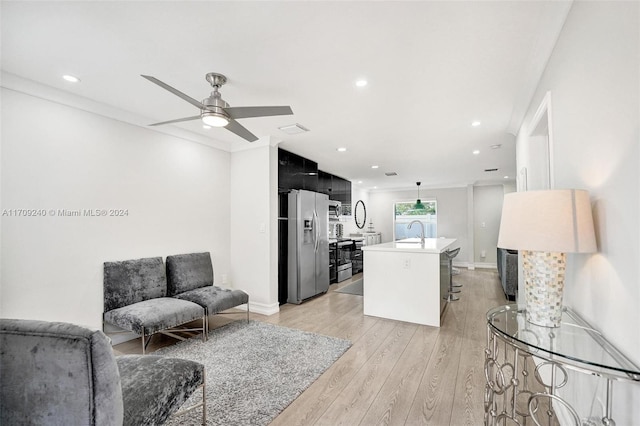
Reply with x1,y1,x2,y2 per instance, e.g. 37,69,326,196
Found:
225,119,259,142
148,115,201,126
224,106,293,120
141,75,205,110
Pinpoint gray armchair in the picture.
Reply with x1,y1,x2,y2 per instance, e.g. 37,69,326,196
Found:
0,318,205,426
103,256,206,354
166,252,249,335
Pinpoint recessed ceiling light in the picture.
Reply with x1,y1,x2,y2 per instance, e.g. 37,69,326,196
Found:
373,186,378,189
357,181,363,184
491,144,502,149
472,120,481,127
355,79,368,87
504,176,509,179
371,165,379,169
62,74,80,83
203,125,212,129
473,150,480,155
336,147,347,152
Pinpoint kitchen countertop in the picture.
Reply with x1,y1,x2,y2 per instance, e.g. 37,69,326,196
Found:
362,238,457,254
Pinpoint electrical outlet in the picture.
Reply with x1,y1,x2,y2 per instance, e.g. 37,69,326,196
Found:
403,259,411,269
481,250,486,258
222,274,228,284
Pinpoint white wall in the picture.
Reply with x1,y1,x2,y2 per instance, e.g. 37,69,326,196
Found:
229,144,279,315
367,187,471,265
473,185,504,265
515,2,639,422
0,88,231,328
341,183,369,236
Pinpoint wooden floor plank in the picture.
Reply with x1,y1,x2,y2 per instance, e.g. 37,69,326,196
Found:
316,321,419,426
269,317,399,426
449,269,500,426
113,268,508,426
404,284,469,425
358,323,441,425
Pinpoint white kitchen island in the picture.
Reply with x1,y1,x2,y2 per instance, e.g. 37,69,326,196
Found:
362,238,457,327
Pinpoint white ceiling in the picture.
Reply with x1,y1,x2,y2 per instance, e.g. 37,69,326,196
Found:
1,1,572,191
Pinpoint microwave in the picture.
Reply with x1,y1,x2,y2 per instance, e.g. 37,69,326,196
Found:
328,200,342,220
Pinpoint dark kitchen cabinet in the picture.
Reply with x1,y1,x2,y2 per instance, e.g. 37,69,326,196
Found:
278,148,318,192
315,170,352,213
277,149,351,304
318,171,332,196
302,158,318,192
330,175,351,214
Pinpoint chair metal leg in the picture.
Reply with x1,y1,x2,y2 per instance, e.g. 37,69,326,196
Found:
202,313,207,343
141,326,151,355
444,293,460,302
246,300,250,323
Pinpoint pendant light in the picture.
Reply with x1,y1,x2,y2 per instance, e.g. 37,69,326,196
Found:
414,182,426,210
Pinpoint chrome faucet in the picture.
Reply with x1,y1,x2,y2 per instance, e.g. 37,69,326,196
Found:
407,220,425,246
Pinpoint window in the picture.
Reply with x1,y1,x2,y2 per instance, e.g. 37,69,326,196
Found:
393,200,437,240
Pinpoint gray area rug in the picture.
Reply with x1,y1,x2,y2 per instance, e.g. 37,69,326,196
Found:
155,320,351,425
335,278,363,296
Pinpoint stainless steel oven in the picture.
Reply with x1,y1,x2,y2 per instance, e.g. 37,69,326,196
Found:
336,239,353,282
329,241,337,283
328,200,342,221
352,240,363,274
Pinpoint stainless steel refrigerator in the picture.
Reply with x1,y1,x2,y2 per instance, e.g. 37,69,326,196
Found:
287,189,330,304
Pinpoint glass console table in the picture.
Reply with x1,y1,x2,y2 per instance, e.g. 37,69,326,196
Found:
485,305,640,426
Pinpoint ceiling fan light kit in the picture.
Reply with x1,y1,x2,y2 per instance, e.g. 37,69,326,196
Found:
201,112,229,127
142,72,293,142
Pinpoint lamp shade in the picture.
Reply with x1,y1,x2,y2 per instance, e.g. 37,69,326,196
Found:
497,189,596,253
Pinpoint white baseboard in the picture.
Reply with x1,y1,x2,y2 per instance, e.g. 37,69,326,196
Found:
246,301,280,316
474,262,498,269
452,261,472,270
451,261,497,270
104,325,138,345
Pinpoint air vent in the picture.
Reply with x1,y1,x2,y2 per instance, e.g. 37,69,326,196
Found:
278,123,310,135
385,172,398,176
484,168,499,172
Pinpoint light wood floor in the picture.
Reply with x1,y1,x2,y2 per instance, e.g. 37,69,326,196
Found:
114,268,508,425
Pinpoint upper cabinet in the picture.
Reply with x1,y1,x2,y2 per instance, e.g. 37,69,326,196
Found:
329,175,352,214
317,170,332,196
278,148,351,212
278,148,318,193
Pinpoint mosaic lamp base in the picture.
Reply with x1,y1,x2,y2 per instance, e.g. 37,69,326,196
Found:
522,250,566,327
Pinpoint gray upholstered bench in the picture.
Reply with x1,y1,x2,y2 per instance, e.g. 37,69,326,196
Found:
166,252,249,335
0,318,206,426
103,256,206,354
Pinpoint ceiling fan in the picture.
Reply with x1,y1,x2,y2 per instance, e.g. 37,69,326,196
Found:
142,72,293,142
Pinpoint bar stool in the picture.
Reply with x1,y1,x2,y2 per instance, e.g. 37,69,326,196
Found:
451,266,462,288
444,247,461,302
452,265,462,288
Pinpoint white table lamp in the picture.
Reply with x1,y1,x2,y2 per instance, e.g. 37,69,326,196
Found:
498,189,596,327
